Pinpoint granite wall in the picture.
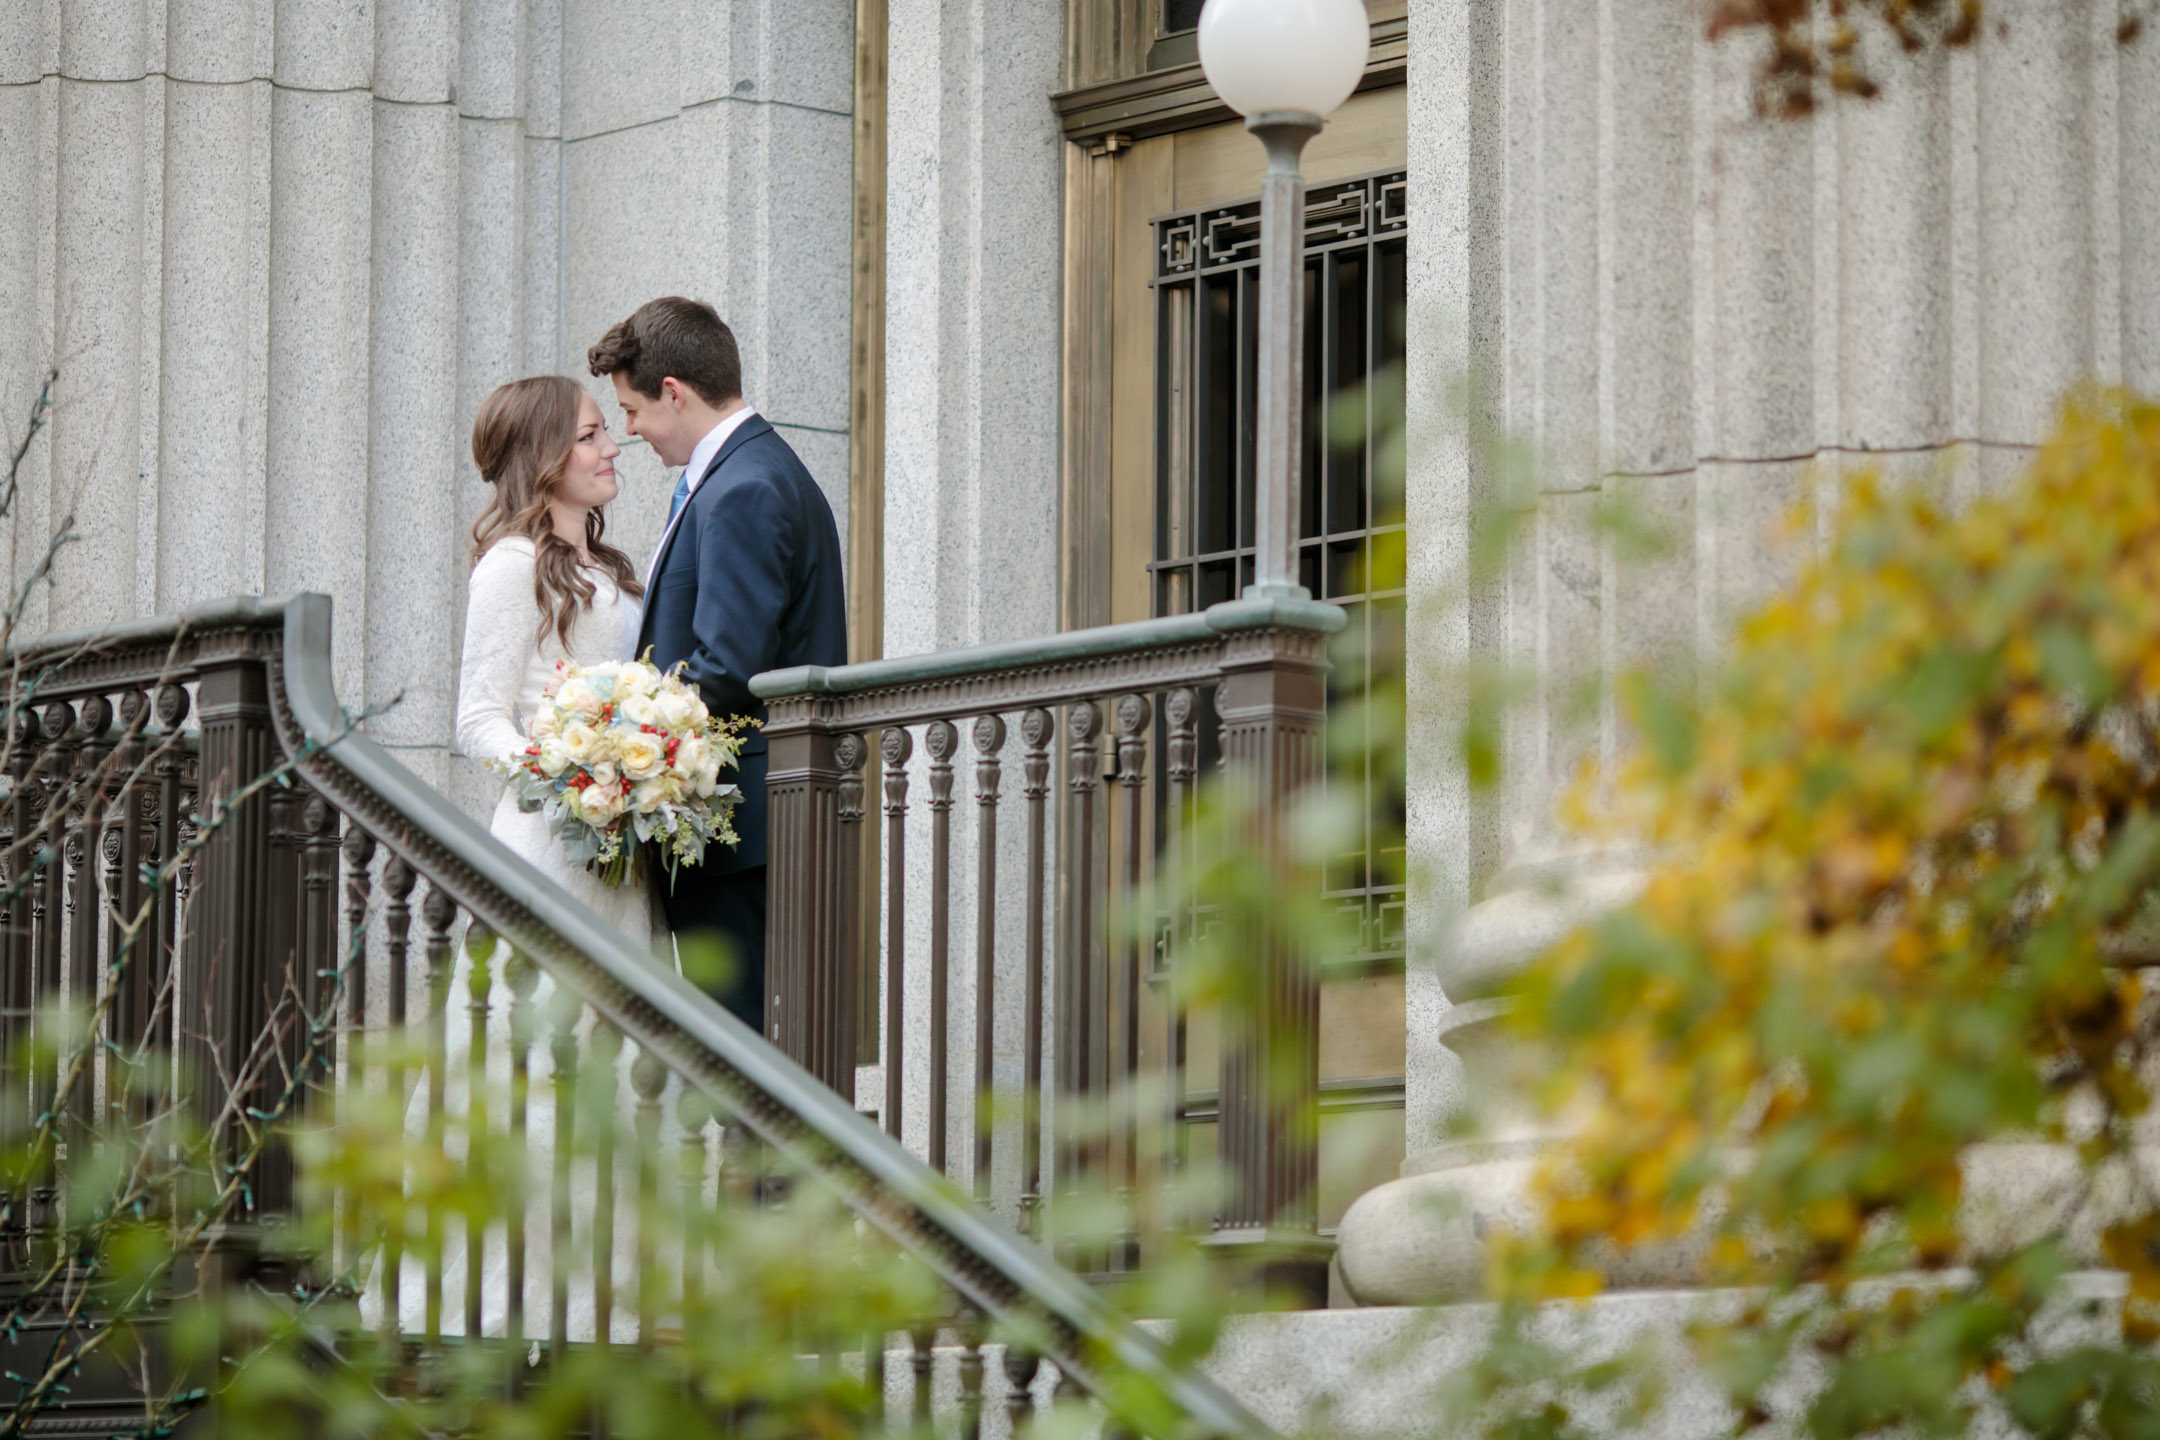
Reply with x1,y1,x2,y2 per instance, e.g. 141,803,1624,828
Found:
1403,0,2160,1146
0,0,855,816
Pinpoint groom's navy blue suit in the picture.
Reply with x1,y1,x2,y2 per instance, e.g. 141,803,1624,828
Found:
639,414,846,1029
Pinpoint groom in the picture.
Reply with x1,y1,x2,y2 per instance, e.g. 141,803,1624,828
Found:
587,297,847,1031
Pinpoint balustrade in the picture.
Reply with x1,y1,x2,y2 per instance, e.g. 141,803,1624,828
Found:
0,594,1270,1440
757,595,1344,1295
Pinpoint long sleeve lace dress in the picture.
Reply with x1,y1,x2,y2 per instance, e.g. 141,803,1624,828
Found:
455,536,652,946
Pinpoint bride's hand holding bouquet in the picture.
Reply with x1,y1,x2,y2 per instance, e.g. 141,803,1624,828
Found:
490,654,751,889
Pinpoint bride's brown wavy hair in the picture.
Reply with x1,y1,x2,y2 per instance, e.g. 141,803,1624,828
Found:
469,375,644,650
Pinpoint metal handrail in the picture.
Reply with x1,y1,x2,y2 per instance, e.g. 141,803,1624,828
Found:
6,593,1276,1439
752,596,1346,723
254,594,1272,1440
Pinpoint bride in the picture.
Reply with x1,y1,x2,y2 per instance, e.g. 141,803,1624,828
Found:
456,374,652,945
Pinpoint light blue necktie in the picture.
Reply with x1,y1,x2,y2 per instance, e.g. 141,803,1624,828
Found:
665,472,691,529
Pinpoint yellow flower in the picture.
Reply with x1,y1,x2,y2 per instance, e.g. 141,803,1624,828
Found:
619,731,667,781
560,722,601,765
575,780,626,826
555,676,604,720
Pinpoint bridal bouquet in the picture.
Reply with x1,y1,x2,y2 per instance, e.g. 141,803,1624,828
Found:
491,656,750,889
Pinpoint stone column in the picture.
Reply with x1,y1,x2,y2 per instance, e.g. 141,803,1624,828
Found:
562,0,857,567
881,0,1064,1216
1401,0,1502,1151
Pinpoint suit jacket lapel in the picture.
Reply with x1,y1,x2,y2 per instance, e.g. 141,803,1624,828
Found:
639,414,778,647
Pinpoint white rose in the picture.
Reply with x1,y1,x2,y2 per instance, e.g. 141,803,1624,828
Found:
576,780,626,826
586,760,619,789
632,776,679,813
555,677,604,720
619,731,666,781
652,688,697,732
560,722,601,765
674,734,709,785
535,737,572,777
529,707,560,742
616,664,658,700
618,692,659,726
697,753,722,796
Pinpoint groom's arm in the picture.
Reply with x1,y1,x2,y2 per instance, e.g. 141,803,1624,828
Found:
683,473,795,729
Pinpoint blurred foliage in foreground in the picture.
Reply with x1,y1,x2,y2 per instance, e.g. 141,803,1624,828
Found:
1455,394,2160,1437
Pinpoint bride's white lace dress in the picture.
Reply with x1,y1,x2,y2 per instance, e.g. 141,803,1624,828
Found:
393,535,662,1345
454,535,651,946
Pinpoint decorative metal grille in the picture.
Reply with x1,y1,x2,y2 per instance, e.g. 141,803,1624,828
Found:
1150,168,1408,975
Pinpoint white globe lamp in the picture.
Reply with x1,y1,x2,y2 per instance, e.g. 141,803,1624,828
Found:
1197,0,1371,123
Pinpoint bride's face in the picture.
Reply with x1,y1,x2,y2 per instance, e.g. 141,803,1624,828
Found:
559,392,622,513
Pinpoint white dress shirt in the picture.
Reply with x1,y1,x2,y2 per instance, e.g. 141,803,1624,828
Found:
646,404,757,590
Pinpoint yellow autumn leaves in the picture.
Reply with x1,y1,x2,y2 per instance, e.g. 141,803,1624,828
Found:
1479,394,2160,1428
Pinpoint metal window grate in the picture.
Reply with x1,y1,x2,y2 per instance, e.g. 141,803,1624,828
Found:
1151,168,1407,971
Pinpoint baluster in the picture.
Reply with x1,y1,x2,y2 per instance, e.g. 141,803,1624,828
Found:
630,1047,666,1348
59,715,99,1198
504,949,539,1372
379,855,416,1346
26,702,73,1230
1017,709,1052,1231
299,798,340,1077
148,687,188,1047
1113,694,1151,1264
105,690,144,1060
677,1088,710,1316
880,728,913,1140
1000,1344,1039,1432
590,1018,623,1354
910,1323,935,1428
464,920,494,1341
334,826,374,1273
1162,689,1198,1181
421,883,457,1346
924,720,957,1174
1060,701,1101,1237
256,780,305,1220
67,695,109,1031
956,1321,985,1440
547,992,580,1362
971,716,1005,1202
0,706,36,1152
833,735,868,1102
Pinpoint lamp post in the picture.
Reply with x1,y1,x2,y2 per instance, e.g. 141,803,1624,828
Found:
1194,0,1368,1306
1199,0,1370,600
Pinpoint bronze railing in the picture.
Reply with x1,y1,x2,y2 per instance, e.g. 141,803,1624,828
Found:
757,596,1345,1295
0,594,1274,1439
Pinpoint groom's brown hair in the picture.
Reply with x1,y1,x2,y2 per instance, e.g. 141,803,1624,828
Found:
587,296,742,406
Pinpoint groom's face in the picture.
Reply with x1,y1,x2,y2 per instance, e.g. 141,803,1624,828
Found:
612,374,696,470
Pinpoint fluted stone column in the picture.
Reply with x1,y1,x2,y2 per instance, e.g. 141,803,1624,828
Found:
0,0,864,828
880,0,1063,1218
1392,0,2160,1286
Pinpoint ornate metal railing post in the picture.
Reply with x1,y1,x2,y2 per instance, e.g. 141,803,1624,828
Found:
1202,606,1339,1305
184,638,279,1168
763,691,856,1092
